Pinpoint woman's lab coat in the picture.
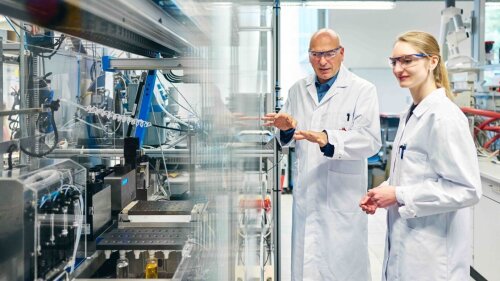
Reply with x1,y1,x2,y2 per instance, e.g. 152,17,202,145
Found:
279,65,381,281
382,88,482,281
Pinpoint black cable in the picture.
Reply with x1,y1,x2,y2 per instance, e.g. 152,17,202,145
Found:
36,35,64,59
150,123,189,132
127,72,147,137
7,144,17,170
266,153,284,172
19,102,59,158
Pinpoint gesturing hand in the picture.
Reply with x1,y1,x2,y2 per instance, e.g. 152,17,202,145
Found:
293,130,328,147
262,112,297,131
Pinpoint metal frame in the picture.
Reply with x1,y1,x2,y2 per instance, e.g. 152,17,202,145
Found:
272,1,281,281
0,38,3,148
471,0,486,65
102,57,186,71
0,0,207,57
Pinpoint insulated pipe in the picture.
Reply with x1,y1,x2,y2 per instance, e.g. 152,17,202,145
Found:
461,107,500,119
475,117,498,137
484,134,500,149
482,126,500,132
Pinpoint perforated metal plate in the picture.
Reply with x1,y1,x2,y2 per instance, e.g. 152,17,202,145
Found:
96,227,190,250
128,201,194,216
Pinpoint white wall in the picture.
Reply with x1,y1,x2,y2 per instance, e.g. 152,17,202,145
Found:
329,1,474,68
280,1,474,114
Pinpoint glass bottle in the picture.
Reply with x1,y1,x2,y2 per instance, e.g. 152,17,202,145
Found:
145,250,158,279
116,250,129,278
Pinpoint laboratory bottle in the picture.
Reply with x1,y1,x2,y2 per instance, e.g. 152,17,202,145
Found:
116,250,129,278
145,250,158,279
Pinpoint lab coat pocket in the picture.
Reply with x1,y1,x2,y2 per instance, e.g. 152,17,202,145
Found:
398,150,428,186
399,222,447,280
320,112,350,131
327,170,363,212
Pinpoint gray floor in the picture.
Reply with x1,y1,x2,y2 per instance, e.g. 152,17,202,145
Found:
280,193,387,281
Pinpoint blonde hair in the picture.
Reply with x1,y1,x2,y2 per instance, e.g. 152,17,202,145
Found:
396,31,453,100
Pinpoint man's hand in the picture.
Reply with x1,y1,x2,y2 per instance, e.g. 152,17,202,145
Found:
262,112,297,131
293,130,328,147
359,195,378,215
365,186,397,208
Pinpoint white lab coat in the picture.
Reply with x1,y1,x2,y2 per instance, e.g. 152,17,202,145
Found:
382,88,482,281
279,65,381,281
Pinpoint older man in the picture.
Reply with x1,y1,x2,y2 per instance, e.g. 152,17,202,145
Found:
263,29,381,280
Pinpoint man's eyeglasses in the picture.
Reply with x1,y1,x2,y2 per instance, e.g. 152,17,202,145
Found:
389,53,429,69
309,46,343,60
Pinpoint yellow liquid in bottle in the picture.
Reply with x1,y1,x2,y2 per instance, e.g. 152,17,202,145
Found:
145,258,158,279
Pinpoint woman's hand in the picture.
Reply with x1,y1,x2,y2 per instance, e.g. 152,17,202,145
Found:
366,186,397,208
359,195,378,214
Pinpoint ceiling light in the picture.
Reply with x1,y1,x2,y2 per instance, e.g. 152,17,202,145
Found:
486,2,500,8
283,1,395,10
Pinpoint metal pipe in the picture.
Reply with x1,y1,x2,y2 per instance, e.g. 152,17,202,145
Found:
445,0,455,8
272,1,281,281
0,107,44,116
48,148,274,158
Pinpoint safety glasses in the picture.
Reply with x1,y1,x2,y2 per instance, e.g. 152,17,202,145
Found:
309,46,343,61
388,53,429,69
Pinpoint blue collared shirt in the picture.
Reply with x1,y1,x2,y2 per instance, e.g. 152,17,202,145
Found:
315,73,338,103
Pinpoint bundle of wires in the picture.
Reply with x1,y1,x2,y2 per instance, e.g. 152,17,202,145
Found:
19,101,60,158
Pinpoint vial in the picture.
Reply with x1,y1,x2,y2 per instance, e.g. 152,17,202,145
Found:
145,251,158,279
116,250,129,278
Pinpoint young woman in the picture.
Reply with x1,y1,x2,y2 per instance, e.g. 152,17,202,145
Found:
360,31,482,280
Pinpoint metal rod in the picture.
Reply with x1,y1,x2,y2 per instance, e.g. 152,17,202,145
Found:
0,107,44,116
272,1,281,281
48,148,274,158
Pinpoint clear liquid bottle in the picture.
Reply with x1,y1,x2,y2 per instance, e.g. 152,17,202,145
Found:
145,250,158,279
116,250,129,278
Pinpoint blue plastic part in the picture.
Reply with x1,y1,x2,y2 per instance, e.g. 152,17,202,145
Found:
101,55,115,72
134,70,157,146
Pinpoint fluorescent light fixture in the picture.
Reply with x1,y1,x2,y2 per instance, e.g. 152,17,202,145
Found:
284,1,395,10
486,2,500,8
